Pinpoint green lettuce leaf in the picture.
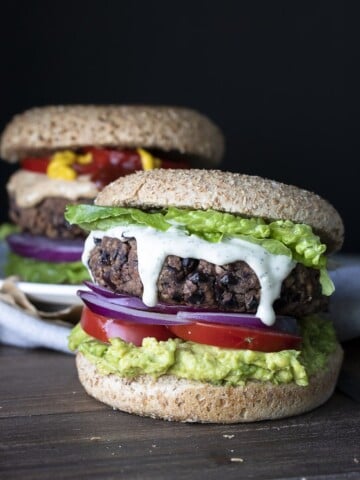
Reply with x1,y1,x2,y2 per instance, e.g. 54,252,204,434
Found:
65,204,170,232
269,220,327,268
0,223,20,240
319,268,335,296
165,207,271,239
4,252,90,284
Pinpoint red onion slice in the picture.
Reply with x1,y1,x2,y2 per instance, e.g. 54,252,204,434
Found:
177,311,265,328
7,233,84,262
177,311,299,334
78,290,191,325
83,281,123,298
84,281,214,313
79,284,299,334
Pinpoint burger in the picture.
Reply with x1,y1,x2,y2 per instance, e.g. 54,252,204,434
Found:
66,168,344,423
0,105,224,284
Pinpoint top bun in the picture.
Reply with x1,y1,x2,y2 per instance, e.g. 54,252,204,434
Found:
95,168,344,254
0,105,224,166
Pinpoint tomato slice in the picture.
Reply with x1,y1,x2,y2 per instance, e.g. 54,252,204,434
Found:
168,322,302,352
80,306,175,346
21,157,50,173
80,305,301,352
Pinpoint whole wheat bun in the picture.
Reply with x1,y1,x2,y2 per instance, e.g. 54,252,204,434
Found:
95,168,344,254
0,105,224,166
76,344,343,423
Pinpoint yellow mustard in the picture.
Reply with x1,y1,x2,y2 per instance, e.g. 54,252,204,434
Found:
47,150,92,181
137,148,162,170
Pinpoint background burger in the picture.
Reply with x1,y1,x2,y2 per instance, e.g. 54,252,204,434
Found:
66,168,344,423
0,105,224,284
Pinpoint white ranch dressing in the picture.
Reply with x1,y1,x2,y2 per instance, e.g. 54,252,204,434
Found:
82,226,296,326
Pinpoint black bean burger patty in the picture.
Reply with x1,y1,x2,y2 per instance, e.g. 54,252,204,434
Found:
88,236,328,316
9,195,89,239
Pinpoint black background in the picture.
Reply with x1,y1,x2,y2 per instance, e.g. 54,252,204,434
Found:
0,2,356,252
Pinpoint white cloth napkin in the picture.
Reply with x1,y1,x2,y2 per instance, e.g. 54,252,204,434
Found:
328,257,360,341
0,277,79,353
0,300,72,353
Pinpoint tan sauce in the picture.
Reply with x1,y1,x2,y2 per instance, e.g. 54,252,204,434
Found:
7,170,98,207
83,226,296,326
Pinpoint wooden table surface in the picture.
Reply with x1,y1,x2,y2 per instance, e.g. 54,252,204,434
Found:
1,339,360,480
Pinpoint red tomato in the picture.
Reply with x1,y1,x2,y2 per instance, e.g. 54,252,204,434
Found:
80,306,175,346
21,147,190,189
20,157,50,173
85,147,110,168
168,322,302,352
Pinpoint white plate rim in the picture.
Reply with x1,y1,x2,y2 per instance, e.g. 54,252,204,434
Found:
0,278,83,305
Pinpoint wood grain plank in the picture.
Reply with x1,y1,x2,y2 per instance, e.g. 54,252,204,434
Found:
1,345,360,480
0,347,104,417
1,405,360,480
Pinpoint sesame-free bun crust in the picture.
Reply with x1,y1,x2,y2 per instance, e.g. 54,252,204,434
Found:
95,169,344,253
76,344,343,423
0,105,224,165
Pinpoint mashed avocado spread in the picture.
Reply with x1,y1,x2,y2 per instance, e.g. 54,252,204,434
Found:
68,317,337,387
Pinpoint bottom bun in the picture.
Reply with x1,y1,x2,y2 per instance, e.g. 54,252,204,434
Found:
76,346,343,423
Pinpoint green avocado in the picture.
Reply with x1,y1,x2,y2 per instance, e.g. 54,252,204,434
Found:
68,316,338,387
